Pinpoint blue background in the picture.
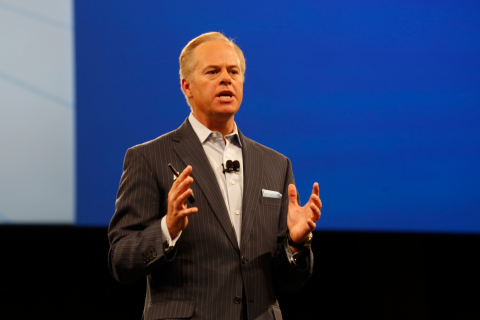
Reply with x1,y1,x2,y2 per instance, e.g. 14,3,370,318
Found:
75,0,480,233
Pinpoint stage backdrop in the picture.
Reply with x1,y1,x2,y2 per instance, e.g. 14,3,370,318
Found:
2,0,480,233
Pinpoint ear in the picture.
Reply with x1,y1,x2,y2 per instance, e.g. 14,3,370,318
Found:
181,78,193,98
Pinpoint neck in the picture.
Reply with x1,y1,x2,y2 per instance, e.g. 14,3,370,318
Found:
192,112,235,137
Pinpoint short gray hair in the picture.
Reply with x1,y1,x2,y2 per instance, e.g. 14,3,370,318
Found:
179,32,246,107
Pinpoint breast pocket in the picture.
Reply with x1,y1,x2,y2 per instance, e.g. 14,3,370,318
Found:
261,196,282,207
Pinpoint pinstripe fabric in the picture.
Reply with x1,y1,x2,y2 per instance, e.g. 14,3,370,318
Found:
108,118,313,320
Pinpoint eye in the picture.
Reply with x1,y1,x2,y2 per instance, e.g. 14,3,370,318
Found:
207,70,218,74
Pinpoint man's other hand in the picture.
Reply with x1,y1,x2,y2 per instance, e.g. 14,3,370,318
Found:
166,165,198,239
287,183,322,252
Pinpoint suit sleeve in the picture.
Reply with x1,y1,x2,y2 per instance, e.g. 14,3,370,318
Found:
272,157,314,292
108,148,174,285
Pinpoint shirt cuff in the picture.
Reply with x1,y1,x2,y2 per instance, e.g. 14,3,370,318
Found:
284,235,309,270
285,240,295,262
161,216,182,249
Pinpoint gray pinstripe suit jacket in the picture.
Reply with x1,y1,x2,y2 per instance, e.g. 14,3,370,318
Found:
108,118,313,320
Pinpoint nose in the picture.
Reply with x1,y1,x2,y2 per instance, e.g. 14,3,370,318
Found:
219,69,231,85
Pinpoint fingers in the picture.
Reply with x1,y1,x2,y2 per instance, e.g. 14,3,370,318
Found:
170,165,194,200
173,165,193,187
175,188,195,209
309,192,322,211
176,175,194,195
288,184,298,206
311,182,319,197
169,203,198,218
166,165,196,238
309,201,321,221
177,206,198,217
309,182,322,221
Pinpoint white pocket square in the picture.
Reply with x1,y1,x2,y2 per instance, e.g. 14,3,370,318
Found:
262,189,282,199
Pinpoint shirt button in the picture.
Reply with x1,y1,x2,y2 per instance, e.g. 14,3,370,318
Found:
235,210,240,215
212,133,217,137
231,181,235,185
226,154,229,158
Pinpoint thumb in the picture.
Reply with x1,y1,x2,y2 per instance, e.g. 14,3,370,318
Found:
288,184,298,206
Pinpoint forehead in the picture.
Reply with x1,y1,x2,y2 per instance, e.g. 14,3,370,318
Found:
194,41,240,68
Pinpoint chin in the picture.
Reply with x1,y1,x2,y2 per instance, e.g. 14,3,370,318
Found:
214,104,240,116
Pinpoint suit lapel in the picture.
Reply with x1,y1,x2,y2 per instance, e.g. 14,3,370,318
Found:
239,130,263,252
173,119,240,252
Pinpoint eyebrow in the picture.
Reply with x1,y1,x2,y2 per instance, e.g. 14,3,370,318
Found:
203,64,240,70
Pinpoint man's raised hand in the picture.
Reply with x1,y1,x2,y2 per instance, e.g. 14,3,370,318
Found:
166,165,198,239
287,183,322,250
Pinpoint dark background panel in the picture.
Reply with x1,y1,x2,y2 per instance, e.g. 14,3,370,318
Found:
2,227,478,319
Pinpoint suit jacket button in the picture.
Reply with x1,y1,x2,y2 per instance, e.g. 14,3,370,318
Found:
241,257,248,264
143,258,147,264
234,296,242,304
153,252,157,258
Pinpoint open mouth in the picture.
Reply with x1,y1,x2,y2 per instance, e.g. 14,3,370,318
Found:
217,91,233,98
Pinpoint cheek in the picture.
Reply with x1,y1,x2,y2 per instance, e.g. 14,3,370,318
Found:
205,84,217,98
236,85,244,101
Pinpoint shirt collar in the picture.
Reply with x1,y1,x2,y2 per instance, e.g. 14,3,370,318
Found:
189,113,242,147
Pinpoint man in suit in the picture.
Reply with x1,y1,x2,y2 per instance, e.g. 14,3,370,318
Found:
108,32,322,320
